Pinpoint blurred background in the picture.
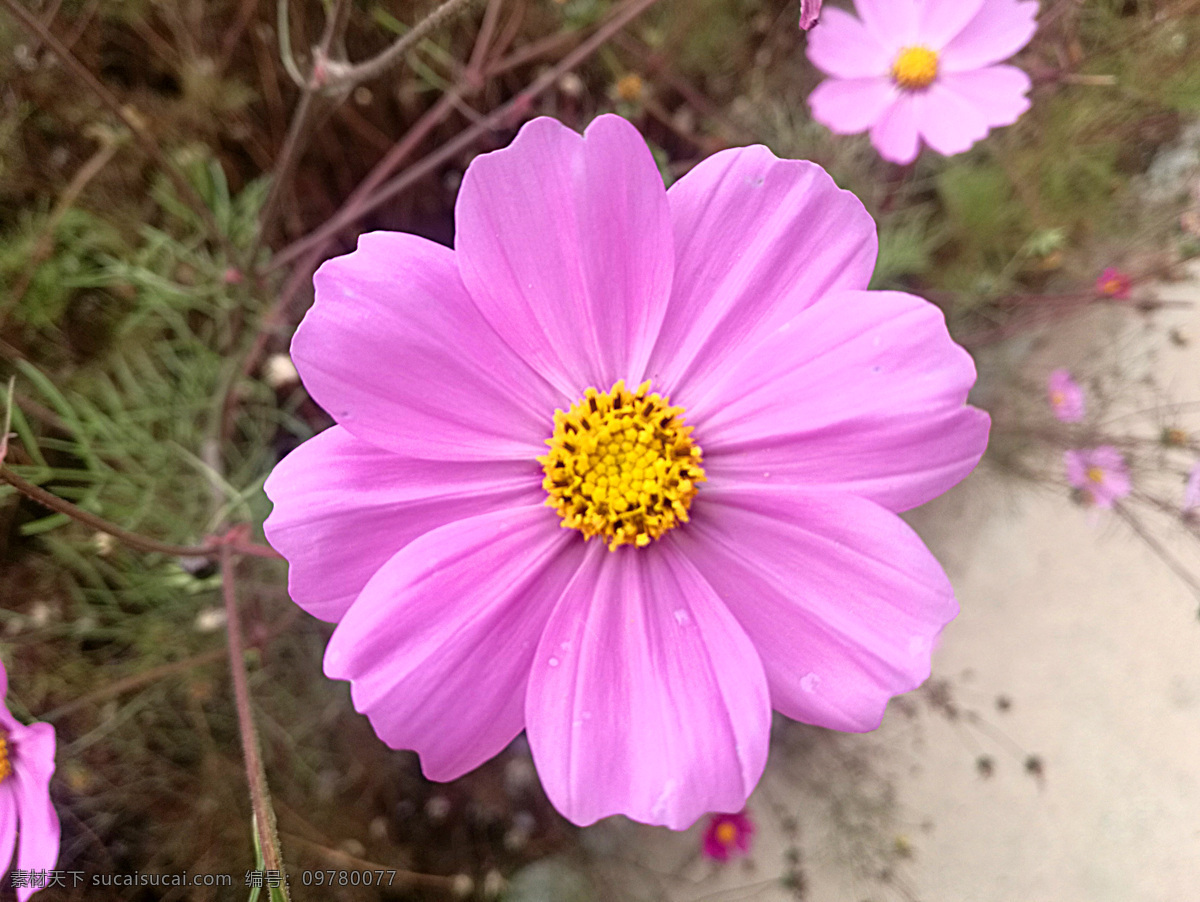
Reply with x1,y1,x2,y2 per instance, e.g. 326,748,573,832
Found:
1,0,1199,899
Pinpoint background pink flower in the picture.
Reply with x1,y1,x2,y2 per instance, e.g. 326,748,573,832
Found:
265,115,989,829
702,811,755,862
1096,267,1132,299
806,0,1038,164
0,662,59,901
1047,369,1085,422
1065,447,1131,509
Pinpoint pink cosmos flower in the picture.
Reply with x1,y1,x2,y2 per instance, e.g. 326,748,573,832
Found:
702,811,754,862
806,0,1037,164
1047,369,1085,423
1065,446,1131,509
0,661,60,901
264,115,989,829
1096,267,1132,300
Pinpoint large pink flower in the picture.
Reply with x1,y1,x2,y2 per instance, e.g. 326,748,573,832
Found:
806,0,1038,164
264,116,989,829
0,661,59,901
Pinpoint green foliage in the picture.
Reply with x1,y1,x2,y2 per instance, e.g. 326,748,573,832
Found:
4,148,281,613
0,207,123,328
871,207,938,289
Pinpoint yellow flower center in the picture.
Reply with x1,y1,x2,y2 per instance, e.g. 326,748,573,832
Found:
715,822,738,846
0,736,10,783
892,46,939,90
1051,391,1065,406
1086,467,1105,483
540,380,705,550
1102,278,1123,295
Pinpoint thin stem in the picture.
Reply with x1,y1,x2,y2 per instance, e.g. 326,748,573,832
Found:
256,0,350,251
0,465,281,560
220,543,289,894
275,0,306,88
42,648,227,721
323,0,483,90
0,0,245,272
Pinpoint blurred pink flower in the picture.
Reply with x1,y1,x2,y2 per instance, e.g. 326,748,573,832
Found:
0,661,60,901
1096,267,1132,300
264,115,989,829
1047,369,1085,423
1183,462,1200,514
1065,447,1131,509
806,0,1037,164
702,811,755,862
800,0,823,30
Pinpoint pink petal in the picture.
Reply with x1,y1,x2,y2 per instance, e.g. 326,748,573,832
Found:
1182,462,1200,512
525,542,770,829
456,116,673,396
0,786,15,882
915,82,991,157
808,77,898,135
692,289,988,513
13,726,60,899
264,426,544,622
939,65,1032,127
870,94,922,164
1064,449,1088,488
323,506,582,782
8,723,54,790
674,486,958,732
854,0,918,47
295,232,562,461
799,0,823,30
940,0,1038,73
916,0,984,49
805,8,889,79
647,146,877,402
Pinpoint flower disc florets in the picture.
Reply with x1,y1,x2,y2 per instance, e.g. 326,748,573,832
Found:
540,380,705,550
0,734,10,783
892,46,939,91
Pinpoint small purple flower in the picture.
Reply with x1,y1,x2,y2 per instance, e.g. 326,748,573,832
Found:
265,115,989,829
702,810,754,862
1096,267,1132,300
806,0,1037,164
0,661,59,901
1065,447,1131,509
1047,369,1085,423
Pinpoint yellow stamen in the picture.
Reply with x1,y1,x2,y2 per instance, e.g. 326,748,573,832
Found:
892,46,939,91
540,380,706,551
715,822,738,846
1051,391,1065,407
1086,467,1105,484
0,736,11,783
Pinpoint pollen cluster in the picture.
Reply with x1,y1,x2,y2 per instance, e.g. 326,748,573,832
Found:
0,735,10,783
892,46,939,90
540,380,705,550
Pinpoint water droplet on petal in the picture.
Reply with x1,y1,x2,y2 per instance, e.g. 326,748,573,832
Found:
673,609,691,626
800,672,821,693
548,657,560,668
